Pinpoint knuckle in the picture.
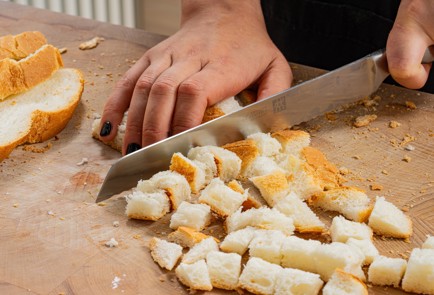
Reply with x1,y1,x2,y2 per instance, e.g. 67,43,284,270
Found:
152,77,178,95
178,79,205,98
114,74,135,90
135,76,155,92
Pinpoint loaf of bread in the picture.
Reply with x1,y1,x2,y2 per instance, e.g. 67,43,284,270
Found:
368,256,407,287
322,269,368,295
0,31,47,60
149,237,183,271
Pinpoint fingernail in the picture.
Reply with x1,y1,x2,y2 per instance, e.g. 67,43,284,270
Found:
126,143,141,154
100,121,112,137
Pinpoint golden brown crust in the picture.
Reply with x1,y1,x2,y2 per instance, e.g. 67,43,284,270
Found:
0,31,47,60
169,153,200,193
271,129,309,143
301,146,340,190
202,105,225,123
222,139,259,174
168,226,218,248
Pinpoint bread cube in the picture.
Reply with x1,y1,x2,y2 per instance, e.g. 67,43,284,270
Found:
175,259,212,291
250,170,289,206
271,129,310,156
322,269,368,295
368,256,407,287
169,201,211,231
222,138,260,177
149,237,183,271
422,235,434,249
274,191,325,233
330,215,373,243
168,226,215,248
198,178,247,217
368,196,412,239
244,156,285,178
247,132,282,157
182,237,219,264
281,236,321,274
248,229,286,264
170,152,206,194
220,226,256,255
125,190,170,221
238,257,282,295
346,238,379,265
313,242,365,281
274,268,323,295
187,146,217,183
309,187,372,222
402,248,434,294
206,251,241,290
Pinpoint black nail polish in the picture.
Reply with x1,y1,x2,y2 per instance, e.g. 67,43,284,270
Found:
100,121,112,137
126,143,141,154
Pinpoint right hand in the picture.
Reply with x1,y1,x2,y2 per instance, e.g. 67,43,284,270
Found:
98,0,292,155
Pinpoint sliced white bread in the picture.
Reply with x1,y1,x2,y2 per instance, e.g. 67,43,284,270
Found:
367,255,407,287
0,31,47,60
280,236,321,274
368,196,412,239
198,178,247,217
273,191,326,233
175,259,213,291
169,152,206,194
167,226,216,248
220,226,257,255
422,235,434,249
309,187,372,222
125,189,170,221
0,44,63,101
137,170,191,210
169,201,211,231
274,268,324,295
206,251,241,290
322,269,368,295
149,237,183,271
182,237,219,264
0,68,83,160
330,215,373,243
238,257,282,295
250,170,289,206
313,242,365,282
345,238,379,265
246,132,282,158
402,248,434,294
248,229,286,264
271,129,311,156
225,207,295,235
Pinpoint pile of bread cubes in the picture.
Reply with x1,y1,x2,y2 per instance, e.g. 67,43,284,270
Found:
124,129,433,295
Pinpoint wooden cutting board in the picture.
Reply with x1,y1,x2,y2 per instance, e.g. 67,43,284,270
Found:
0,2,433,294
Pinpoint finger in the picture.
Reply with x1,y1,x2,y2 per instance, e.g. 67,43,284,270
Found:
387,23,432,89
99,56,150,142
256,54,293,100
122,57,173,154
140,59,203,147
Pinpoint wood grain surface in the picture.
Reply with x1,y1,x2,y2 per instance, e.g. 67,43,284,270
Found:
0,2,433,294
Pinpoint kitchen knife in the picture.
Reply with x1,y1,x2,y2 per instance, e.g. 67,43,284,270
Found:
96,47,434,202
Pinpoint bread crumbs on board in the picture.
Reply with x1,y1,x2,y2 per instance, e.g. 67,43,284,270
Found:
405,101,417,109
22,142,52,153
389,120,401,128
353,114,377,127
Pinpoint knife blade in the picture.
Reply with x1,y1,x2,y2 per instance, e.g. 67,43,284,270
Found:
96,47,433,202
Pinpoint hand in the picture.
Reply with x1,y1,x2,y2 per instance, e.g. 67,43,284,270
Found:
99,0,292,155
386,0,434,89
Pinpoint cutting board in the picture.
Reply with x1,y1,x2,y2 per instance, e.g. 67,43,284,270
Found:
0,2,433,294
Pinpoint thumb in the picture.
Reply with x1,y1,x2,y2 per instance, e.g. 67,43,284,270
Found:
257,55,293,100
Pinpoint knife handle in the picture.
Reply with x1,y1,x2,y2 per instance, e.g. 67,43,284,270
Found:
422,46,434,64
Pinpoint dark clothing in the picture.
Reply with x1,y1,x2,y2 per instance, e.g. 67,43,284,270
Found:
261,0,434,93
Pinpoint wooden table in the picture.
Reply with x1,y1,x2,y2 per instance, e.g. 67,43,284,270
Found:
0,2,433,294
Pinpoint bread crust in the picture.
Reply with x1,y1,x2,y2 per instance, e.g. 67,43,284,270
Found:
0,31,47,60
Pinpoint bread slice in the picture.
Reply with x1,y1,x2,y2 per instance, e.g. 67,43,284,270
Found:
175,259,213,291
238,257,282,295
0,31,47,60
271,129,310,156
225,207,295,235
248,229,286,264
246,132,282,157
149,237,183,271
222,138,260,177
273,191,326,233
346,238,379,265
169,201,211,231
313,242,365,282
422,235,434,249
169,152,206,194
206,251,242,290
137,170,191,210
220,226,256,255
368,196,412,239
198,178,247,217
125,190,170,221
309,187,372,222
368,255,407,287
402,248,434,294
0,68,83,160
274,268,324,295
280,236,321,274
330,215,373,243
181,237,219,264
0,44,63,101
167,226,215,248
250,170,289,206
322,269,368,295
